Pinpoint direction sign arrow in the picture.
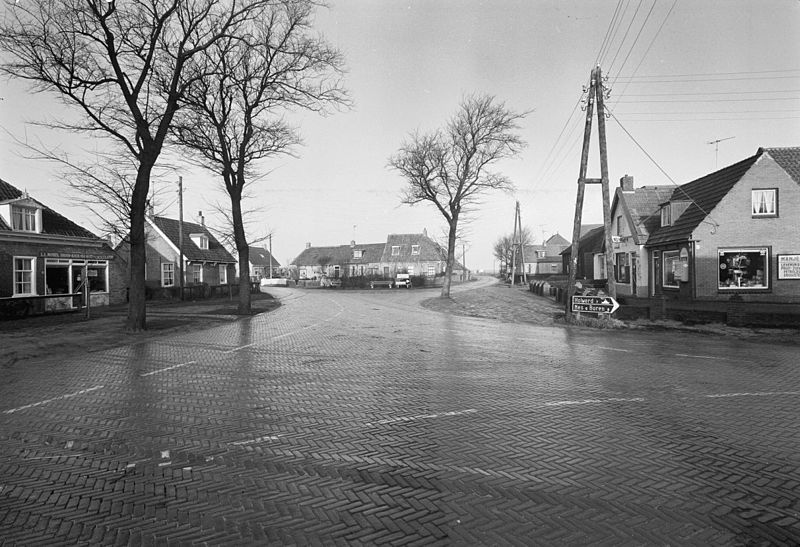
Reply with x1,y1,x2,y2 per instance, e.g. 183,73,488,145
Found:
571,295,620,314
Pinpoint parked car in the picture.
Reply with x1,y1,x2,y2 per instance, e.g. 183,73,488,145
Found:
395,273,412,288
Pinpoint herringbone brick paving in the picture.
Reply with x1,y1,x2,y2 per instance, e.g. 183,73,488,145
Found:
2,279,799,545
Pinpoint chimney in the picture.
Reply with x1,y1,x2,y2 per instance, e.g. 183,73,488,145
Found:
350,240,355,247
306,242,311,249
620,175,634,191
198,211,204,226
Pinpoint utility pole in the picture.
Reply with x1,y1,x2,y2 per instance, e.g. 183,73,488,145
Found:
269,233,273,279
566,65,616,320
517,201,528,285
707,136,735,169
178,177,185,301
462,243,467,281
510,203,519,286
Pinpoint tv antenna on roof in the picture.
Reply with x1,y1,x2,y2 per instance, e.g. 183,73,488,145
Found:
707,136,735,169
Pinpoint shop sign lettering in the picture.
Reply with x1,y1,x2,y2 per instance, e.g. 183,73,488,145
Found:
777,255,800,280
39,251,114,260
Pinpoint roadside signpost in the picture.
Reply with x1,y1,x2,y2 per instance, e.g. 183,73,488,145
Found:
571,295,619,315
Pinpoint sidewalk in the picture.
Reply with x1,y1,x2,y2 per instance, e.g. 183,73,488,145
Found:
0,293,279,367
422,279,800,346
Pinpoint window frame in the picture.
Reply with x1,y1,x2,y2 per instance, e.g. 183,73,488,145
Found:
162,263,175,287
219,264,228,285
353,249,363,259
13,256,36,296
751,188,778,218
718,247,770,291
660,205,671,227
391,245,400,256
11,205,38,232
411,245,420,255
662,250,680,289
615,252,631,284
191,264,203,284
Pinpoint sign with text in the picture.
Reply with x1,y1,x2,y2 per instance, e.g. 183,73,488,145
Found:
571,295,620,314
778,255,800,280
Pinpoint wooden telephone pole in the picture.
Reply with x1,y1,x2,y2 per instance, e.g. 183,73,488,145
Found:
509,201,528,286
566,66,616,318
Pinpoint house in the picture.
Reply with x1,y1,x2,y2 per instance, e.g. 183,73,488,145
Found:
609,176,674,298
247,246,281,280
645,147,800,303
522,233,570,276
122,214,236,292
0,178,118,313
291,231,466,281
560,225,606,281
293,241,386,280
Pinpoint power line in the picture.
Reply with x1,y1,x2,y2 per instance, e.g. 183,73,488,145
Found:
615,68,800,79
613,96,800,103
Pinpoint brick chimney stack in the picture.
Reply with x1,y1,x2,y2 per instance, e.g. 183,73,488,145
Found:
620,175,634,191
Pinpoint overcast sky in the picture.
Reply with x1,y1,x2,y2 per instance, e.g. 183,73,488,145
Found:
1,0,798,270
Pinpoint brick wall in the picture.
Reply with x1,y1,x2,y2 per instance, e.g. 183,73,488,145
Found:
693,154,800,302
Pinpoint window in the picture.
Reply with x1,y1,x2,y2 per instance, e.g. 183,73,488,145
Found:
219,264,227,284
191,234,209,249
719,248,768,290
408,266,415,276
427,265,436,277
87,262,108,292
162,263,175,287
615,252,631,284
411,245,420,255
660,205,671,227
752,189,777,217
191,264,203,284
11,206,37,232
13,257,35,295
391,246,400,256
662,251,680,288
616,216,623,236
537,250,546,258
333,265,340,278
353,249,363,259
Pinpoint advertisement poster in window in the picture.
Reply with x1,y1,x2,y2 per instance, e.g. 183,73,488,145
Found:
777,255,800,280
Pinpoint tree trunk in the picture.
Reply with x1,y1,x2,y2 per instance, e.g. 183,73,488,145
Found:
230,185,251,315
441,216,459,298
126,160,154,332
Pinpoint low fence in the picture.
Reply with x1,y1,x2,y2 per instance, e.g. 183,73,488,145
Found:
529,280,800,328
142,283,257,302
0,293,83,319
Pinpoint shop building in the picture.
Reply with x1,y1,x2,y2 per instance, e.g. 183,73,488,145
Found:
646,147,800,303
0,178,116,314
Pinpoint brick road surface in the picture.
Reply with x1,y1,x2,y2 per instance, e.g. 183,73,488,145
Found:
1,277,800,545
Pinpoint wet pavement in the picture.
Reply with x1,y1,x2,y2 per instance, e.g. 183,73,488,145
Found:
1,278,799,545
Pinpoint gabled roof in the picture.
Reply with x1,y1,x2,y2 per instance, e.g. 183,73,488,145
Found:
0,178,100,239
646,150,763,246
249,246,281,268
149,216,235,263
561,226,605,256
612,185,674,245
381,233,446,262
292,242,385,267
766,147,800,184
545,233,570,247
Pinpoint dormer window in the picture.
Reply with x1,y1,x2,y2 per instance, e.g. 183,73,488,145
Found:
353,249,363,259
190,233,209,250
660,205,672,227
391,245,400,256
411,245,420,255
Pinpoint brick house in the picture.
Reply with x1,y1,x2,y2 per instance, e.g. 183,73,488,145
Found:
609,176,673,298
522,233,570,276
247,246,281,280
646,147,800,303
115,214,236,295
292,231,465,281
0,178,118,313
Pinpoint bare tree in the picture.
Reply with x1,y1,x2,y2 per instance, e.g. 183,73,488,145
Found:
494,226,534,278
171,0,348,314
389,94,528,297
0,0,268,331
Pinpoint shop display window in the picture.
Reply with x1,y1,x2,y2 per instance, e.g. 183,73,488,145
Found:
718,248,768,290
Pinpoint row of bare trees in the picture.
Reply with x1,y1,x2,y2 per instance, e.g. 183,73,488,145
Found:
0,0,347,329
492,228,534,276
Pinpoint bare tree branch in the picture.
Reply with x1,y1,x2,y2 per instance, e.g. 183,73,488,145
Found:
389,93,529,297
